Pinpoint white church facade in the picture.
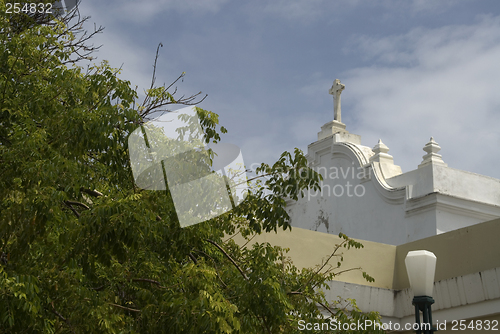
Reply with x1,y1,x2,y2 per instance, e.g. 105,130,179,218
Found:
235,79,500,331
287,79,500,245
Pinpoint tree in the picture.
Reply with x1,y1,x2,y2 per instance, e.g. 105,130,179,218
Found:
0,1,384,333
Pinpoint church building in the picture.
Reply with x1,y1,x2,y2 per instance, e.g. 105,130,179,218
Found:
236,79,500,332
287,79,500,246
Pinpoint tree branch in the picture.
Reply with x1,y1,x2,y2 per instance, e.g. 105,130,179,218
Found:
302,240,347,291
132,278,166,288
80,188,103,197
205,239,248,281
50,308,67,322
64,200,90,210
286,291,337,319
194,249,228,289
288,239,348,295
49,305,75,333
188,253,198,264
63,201,80,218
316,300,337,318
108,303,141,313
138,45,208,119
332,267,362,277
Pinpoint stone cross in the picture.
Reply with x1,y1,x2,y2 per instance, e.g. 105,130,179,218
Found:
328,79,345,122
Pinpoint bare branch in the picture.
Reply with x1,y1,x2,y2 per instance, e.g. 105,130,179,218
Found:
333,267,362,276
292,239,348,294
138,46,208,120
313,240,345,277
150,43,162,90
140,43,163,112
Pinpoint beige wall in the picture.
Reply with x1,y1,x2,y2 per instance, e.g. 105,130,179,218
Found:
233,218,500,290
231,227,397,289
393,218,500,290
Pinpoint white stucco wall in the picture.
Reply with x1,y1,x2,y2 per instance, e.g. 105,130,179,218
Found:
287,129,500,245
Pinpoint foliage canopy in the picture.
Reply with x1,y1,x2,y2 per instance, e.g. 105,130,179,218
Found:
0,2,384,333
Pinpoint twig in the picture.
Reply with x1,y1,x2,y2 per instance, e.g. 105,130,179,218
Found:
240,233,257,249
303,240,346,290
223,230,241,242
108,303,141,313
332,267,362,277
289,240,347,295
139,45,207,119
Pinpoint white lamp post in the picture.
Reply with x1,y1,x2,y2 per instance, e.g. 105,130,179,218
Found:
405,250,437,334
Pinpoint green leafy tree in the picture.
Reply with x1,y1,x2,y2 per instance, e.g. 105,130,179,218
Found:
0,2,385,333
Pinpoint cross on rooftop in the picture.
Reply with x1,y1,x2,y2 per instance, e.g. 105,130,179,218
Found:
329,79,345,123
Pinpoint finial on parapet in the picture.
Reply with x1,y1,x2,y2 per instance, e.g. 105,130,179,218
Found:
370,139,395,164
369,139,403,178
418,137,447,168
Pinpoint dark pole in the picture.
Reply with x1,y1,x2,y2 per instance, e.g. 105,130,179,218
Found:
412,296,437,334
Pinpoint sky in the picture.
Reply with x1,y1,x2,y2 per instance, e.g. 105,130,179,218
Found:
75,0,500,180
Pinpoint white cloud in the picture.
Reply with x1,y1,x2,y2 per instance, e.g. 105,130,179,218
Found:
407,0,467,13
342,15,500,177
114,0,230,22
258,0,466,23
262,0,328,22
76,0,500,180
